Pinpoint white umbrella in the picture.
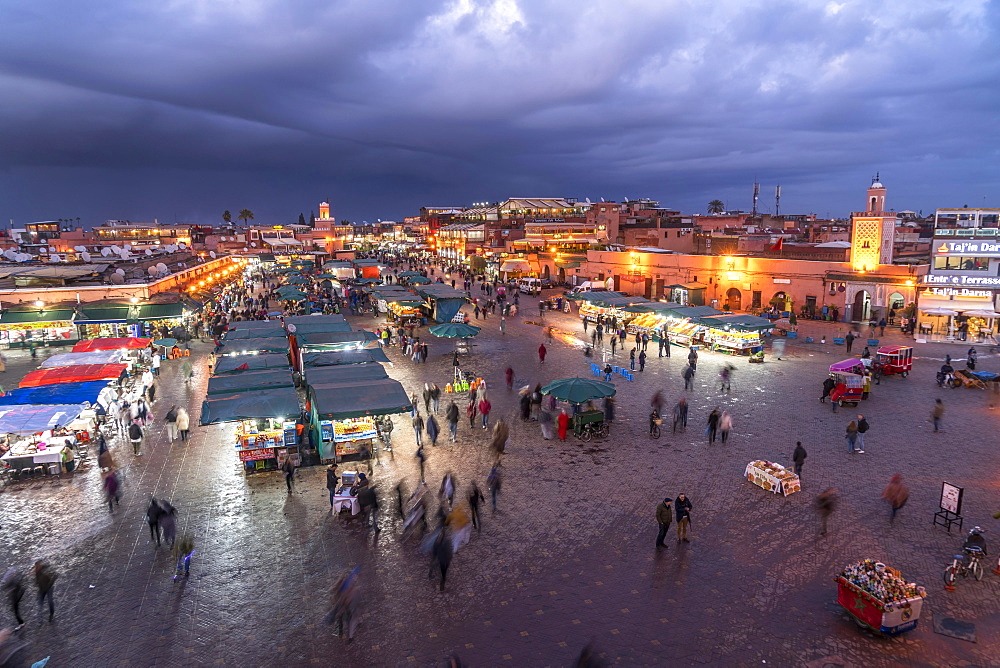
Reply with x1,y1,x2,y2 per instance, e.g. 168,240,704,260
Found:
921,308,957,316
960,309,1000,318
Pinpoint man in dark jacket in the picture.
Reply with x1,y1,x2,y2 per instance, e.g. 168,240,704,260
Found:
792,442,807,476
655,498,673,549
820,377,836,403
856,414,869,453
326,464,339,507
33,560,56,621
707,409,720,443
358,485,379,533
675,494,693,542
446,401,460,442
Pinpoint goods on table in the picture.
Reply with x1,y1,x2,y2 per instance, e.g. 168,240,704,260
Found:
836,559,926,635
744,460,801,496
666,320,700,343
705,328,761,351
333,417,377,443
626,313,667,332
236,422,284,449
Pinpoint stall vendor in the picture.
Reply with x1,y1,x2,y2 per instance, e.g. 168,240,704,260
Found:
61,444,76,473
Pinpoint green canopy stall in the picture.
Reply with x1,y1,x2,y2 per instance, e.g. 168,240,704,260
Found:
309,378,412,461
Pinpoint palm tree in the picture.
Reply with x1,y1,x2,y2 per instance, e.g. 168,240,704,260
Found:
237,209,254,228
707,200,725,214
222,210,232,224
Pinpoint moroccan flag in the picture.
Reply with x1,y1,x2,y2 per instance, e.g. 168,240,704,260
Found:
770,238,783,252
837,579,883,630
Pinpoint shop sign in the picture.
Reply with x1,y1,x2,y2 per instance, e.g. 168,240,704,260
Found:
926,287,994,298
772,278,791,284
940,482,963,514
238,448,274,462
935,240,1000,256
923,274,1000,287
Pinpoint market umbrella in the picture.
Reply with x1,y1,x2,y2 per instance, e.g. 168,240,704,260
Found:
316,273,337,279
153,338,177,348
921,308,957,316
428,323,482,338
541,377,617,404
285,276,310,285
407,275,432,284
960,309,1000,318
398,270,422,278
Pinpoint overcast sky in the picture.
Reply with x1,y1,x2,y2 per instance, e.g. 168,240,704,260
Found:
1,0,998,226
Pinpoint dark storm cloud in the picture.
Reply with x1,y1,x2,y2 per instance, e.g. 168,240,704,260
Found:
1,0,998,224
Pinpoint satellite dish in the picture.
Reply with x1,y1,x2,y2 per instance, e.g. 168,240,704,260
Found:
110,273,125,285
166,245,177,252
124,244,132,251
148,266,158,275
178,243,186,250
101,247,112,257
243,247,249,252
116,268,125,276
81,252,91,262
3,249,15,260
74,245,86,252
156,262,167,272
287,323,297,333
145,249,152,256
17,253,30,262
111,246,121,253
250,242,257,248
49,255,61,263
49,246,58,253
210,251,216,259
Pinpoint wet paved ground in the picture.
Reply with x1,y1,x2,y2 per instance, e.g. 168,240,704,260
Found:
2,290,1000,667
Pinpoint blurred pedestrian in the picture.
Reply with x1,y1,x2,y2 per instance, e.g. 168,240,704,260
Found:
675,494,692,542
426,415,440,447
487,465,502,511
932,399,945,433
3,568,25,629
672,398,688,433
505,367,514,391
282,456,295,492
327,568,360,639
412,412,424,447
539,409,554,440
430,529,453,591
816,488,838,536
882,474,909,524
719,410,732,444
415,446,426,483
557,409,569,441
466,400,477,429
103,470,120,512
683,365,694,390
538,343,547,364
440,472,456,507
159,500,177,547
446,401,459,442
172,534,195,580
358,484,379,533
164,405,179,442
706,408,720,443
33,560,56,621
792,442,807,476
655,497,673,549
128,421,143,456
146,496,164,545
469,484,485,531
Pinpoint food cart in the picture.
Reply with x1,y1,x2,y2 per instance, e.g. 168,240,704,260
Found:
836,559,926,635
829,359,872,404
744,460,801,496
308,377,412,463
873,345,913,382
199,386,302,474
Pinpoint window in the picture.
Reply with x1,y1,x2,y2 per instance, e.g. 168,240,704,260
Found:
934,256,990,271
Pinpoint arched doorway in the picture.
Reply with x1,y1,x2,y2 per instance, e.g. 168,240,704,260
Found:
770,291,788,312
725,288,742,311
542,265,550,279
888,292,905,311
852,290,872,322
558,267,566,284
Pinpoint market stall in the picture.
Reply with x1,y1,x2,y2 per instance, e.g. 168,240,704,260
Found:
0,307,77,348
0,403,90,475
577,293,648,323
74,304,132,340
207,370,295,395
0,380,114,415
39,350,124,368
300,349,391,367
200,387,302,474
221,324,286,340
72,337,151,353
213,353,291,375
415,285,469,324
744,460,801,496
308,378,411,462
698,314,773,355
836,559,926,635
623,302,683,335
19,363,127,388
304,363,388,386
216,336,290,356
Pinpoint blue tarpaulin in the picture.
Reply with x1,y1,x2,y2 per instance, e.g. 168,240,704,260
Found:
0,404,87,434
0,381,113,408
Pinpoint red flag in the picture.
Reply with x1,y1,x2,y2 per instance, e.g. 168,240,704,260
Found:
770,238,783,252
235,362,250,370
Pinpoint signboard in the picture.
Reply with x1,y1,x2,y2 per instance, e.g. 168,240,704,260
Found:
926,287,994,298
940,482,963,514
772,278,791,284
935,240,1000,256
238,448,275,462
333,417,378,443
923,274,1000,287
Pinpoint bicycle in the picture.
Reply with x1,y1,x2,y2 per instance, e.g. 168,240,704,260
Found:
649,413,662,439
943,546,985,587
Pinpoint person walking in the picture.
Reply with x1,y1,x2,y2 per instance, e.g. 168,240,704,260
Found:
683,365,695,390
638,349,647,372
675,494,692,543
469,483,485,531
706,408,720,443
412,412,425,447
430,383,441,413
33,560,56,621
159,500,177,547
426,414,440,447
505,367,514,391
792,441,807,476
845,420,860,453
845,331,855,354
687,347,698,370
172,534,195,580
820,376,835,403
358,484,379,533
932,399,945,433
103,470,121,512
176,407,190,442
557,409,569,441
719,410,732,444
446,401,459,442
430,529,453,592
128,421,143,456
422,384,432,414
282,455,295,492
882,474,909,524
415,446,426,483
672,398,688,433
2,568,25,630
610,335,617,355
538,343,547,364
878,317,886,336
816,488,838,536
856,414,870,452
164,405,179,442
655,497,673,549
478,396,492,429
487,465,502,511
629,348,636,371
146,496,165,545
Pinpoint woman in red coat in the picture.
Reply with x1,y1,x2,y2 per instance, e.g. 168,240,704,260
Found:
538,344,547,364
557,410,569,441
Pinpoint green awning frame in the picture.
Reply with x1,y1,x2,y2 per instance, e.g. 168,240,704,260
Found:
0,309,76,324
136,303,185,320
310,378,412,420
75,306,131,323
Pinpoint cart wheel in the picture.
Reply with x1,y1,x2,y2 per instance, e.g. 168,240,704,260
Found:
579,429,593,443
943,565,957,588
838,399,845,407
901,371,908,378
650,425,660,439
598,424,610,438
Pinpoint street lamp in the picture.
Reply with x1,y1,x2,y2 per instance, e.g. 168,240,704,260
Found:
34,299,44,312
